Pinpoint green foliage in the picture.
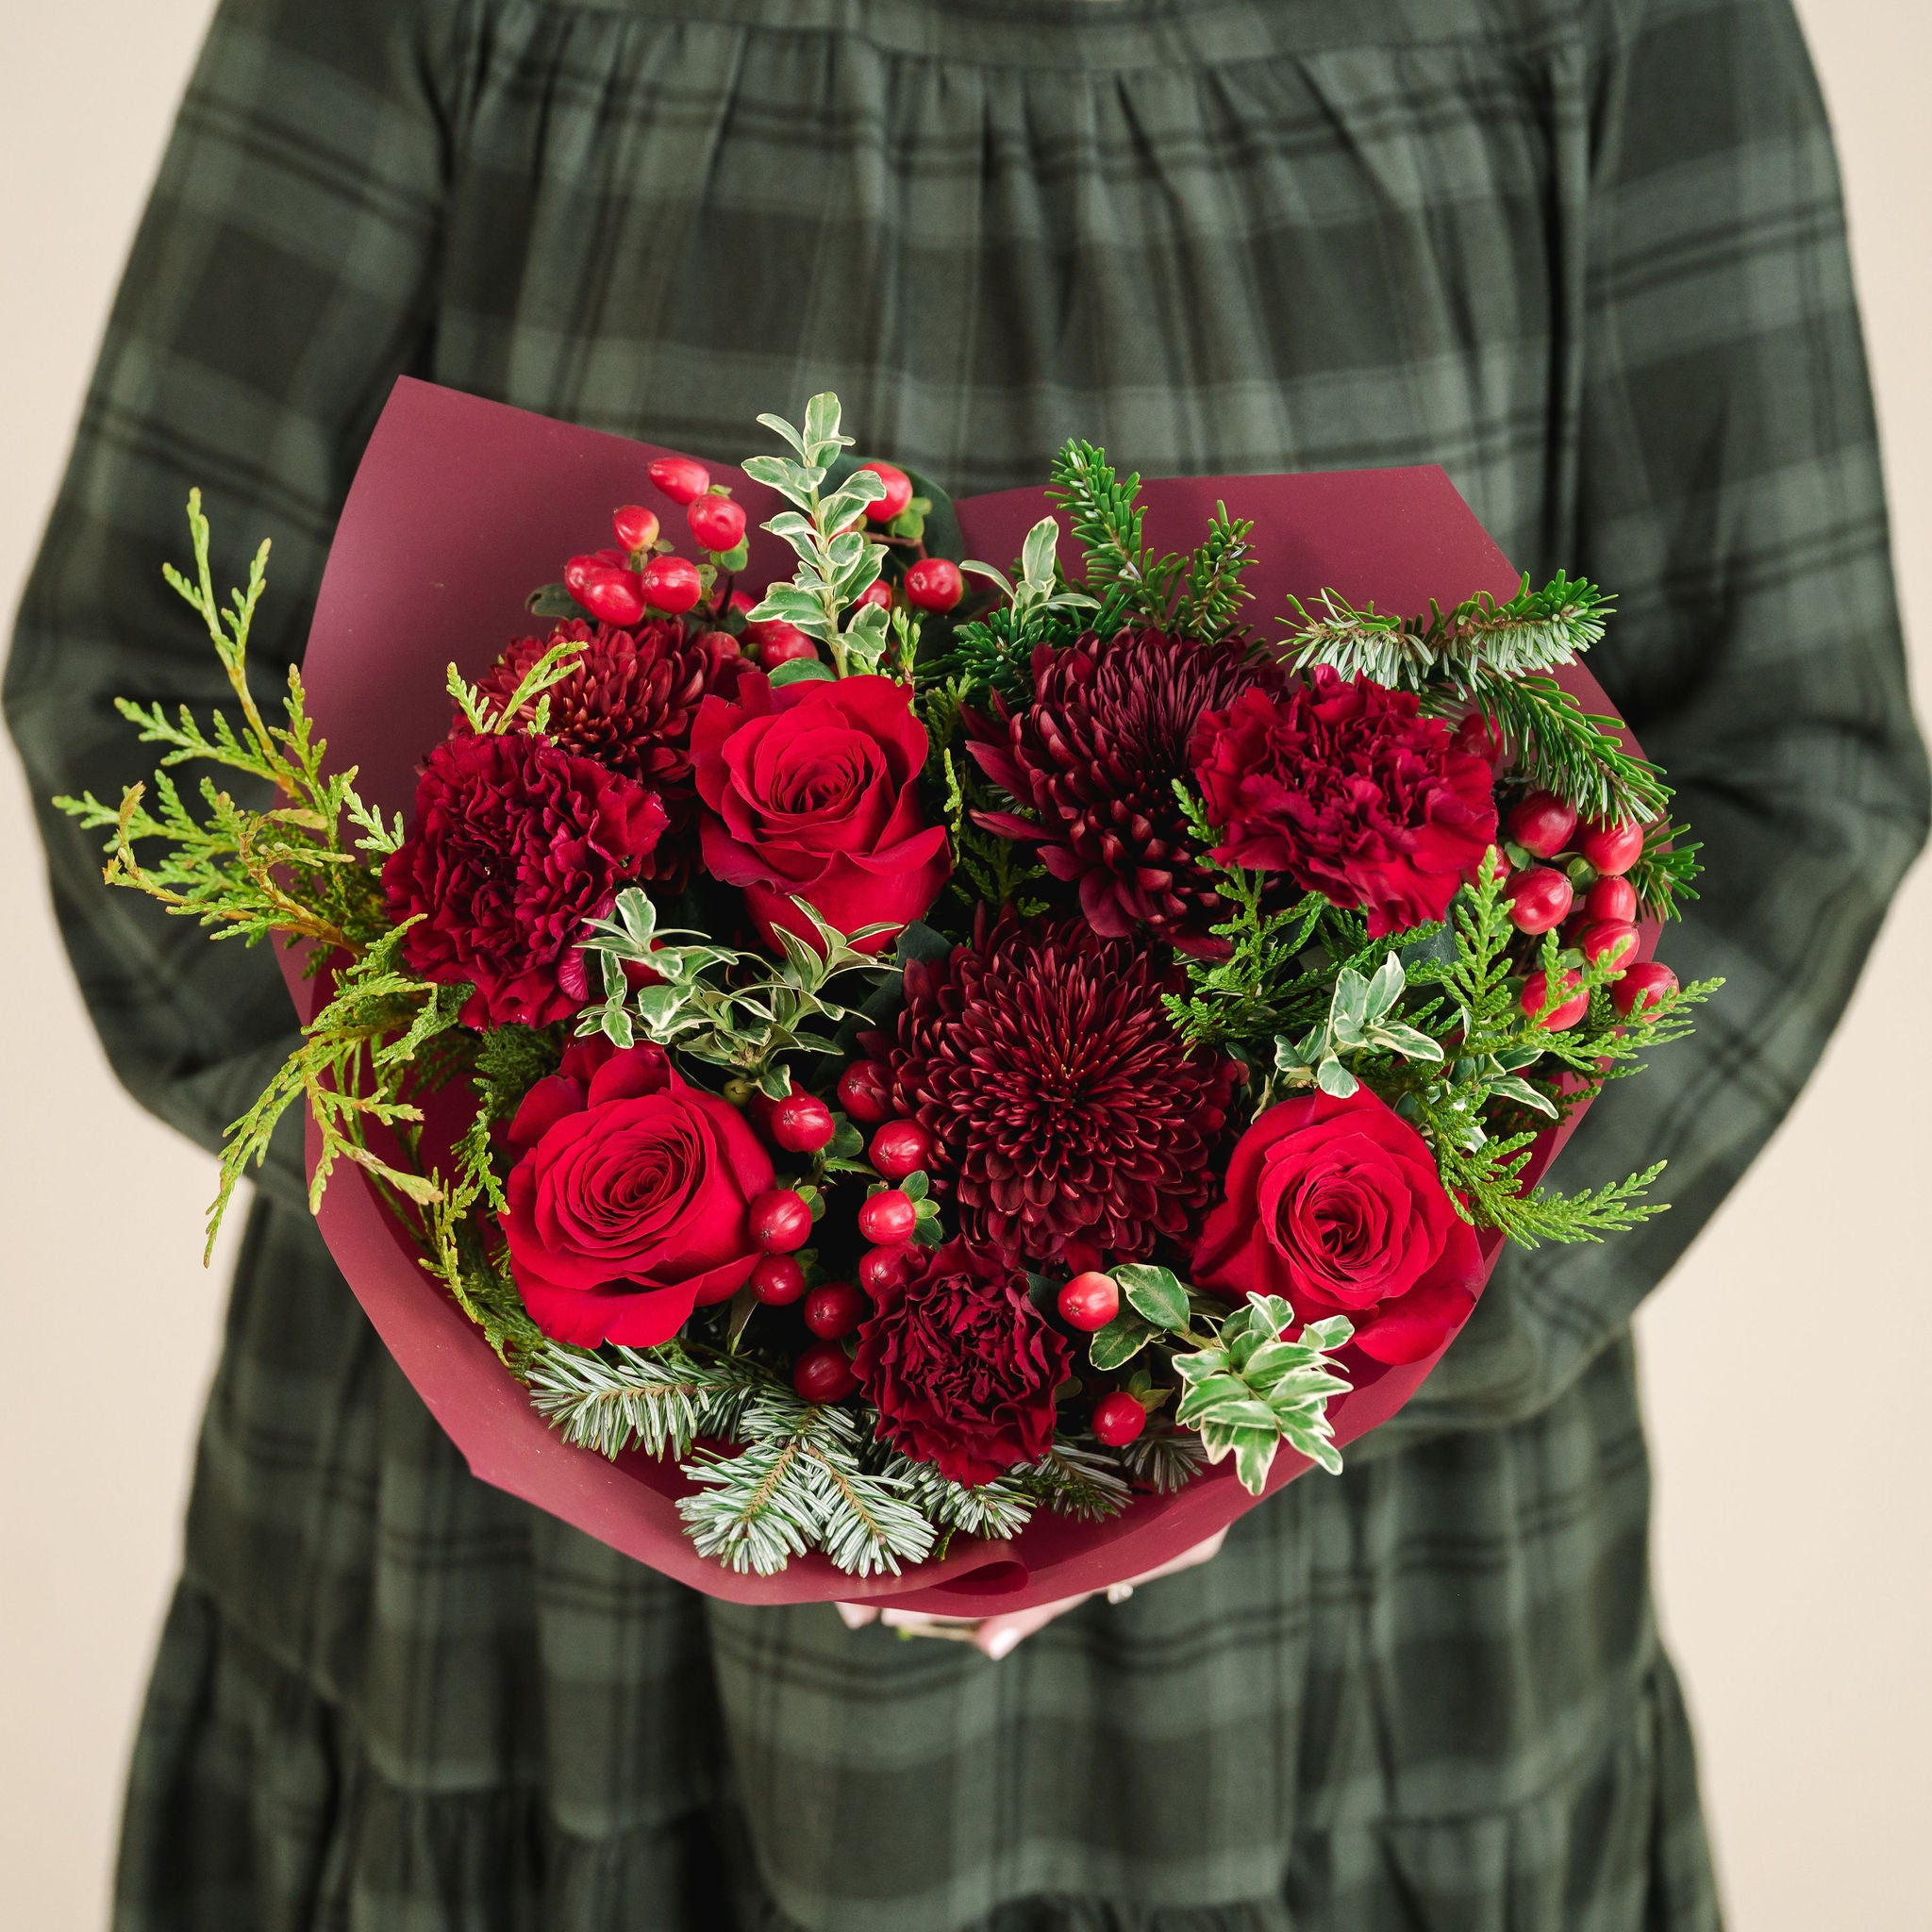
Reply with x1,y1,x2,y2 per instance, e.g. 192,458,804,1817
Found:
938,745,1050,916
1172,1297,1355,1492
1458,669,1669,826
575,886,895,1090
1625,820,1703,923
1271,955,1445,1100
1010,1443,1134,1522
1113,1423,1209,1494
527,1341,764,1459
446,630,589,738
678,1391,938,1577
741,394,898,677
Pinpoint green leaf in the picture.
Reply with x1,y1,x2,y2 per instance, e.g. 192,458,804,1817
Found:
768,658,836,686
1113,1262,1191,1333
1089,1310,1158,1372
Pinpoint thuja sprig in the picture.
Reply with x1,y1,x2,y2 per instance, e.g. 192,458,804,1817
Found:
939,745,1050,916
741,393,896,677
446,631,589,737
54,493,397,956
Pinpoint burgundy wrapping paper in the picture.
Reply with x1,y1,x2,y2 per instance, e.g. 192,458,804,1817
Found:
276,378,1653,1612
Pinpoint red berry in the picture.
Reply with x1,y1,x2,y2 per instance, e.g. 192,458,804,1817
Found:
804,1282,863,1340
1521,967,1589,1030
578,567,647,626
1507,790,1579,859
837,1061,893,1124
858,1243,912,1296
758,628,820,669
750,1254,808,1306
1578,818,1645,875
564,547,628,596
855,580,892,610
648,456,710,506
858,1190,917,1245
748,1189,813,1253
640,555,703,615
769,1092,836,1154
869,1119,931,1180
1611,960,1679,1018
1579,920,1639,974
904,557,964,612
1505,865,1574,934
793,1342,858,1404
1452,711,1504,763
699,628,741,663
1091,1391,1147,1448
687,492,747,553
612,505,659,553
859,460,914,522
1058,1271,1120,1332
1584,874,1639,924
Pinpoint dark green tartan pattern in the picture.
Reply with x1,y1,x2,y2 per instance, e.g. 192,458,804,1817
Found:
8,1,1924,1926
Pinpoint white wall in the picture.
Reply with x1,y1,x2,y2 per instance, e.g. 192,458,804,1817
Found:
1,3,1925,1924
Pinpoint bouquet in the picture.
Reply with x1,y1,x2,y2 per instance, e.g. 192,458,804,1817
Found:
57,381,1715,1612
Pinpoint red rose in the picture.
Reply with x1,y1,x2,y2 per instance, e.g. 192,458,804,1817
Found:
691,672,948,954
1191,671,1497,937
853,1240,1070,1487
1192,1087,1482,1365
501,1037,775,1346
383,731,666,1028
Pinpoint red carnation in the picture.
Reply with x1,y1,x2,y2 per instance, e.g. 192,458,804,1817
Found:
382,731,666,1027
1192,1086,1483,1365
1191,671,1497,937
872,912,1241,1274
853,1239,1070,1487
691,671,948,955
463,619,735,891
965,628,1276,947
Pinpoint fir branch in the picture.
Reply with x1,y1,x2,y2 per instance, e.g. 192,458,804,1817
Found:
1625,820,1703,923
873,1453,1038,1541
528,1341,764,1459
1012,1442,1134,1522
1114,1424,1209,1494
1169,503,1257,639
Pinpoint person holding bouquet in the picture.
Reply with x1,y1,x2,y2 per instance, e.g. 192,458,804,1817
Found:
8,2,1924,1928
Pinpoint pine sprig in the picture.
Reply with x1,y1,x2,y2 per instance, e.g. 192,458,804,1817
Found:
677,1393,937,1577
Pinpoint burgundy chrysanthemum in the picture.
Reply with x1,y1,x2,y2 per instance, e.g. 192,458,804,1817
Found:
464,619,734,891
964,628,1278,947
1190,670,1498,938
383,731,666,1028
871,913,1241,1274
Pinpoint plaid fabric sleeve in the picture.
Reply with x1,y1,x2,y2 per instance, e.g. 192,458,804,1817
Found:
4,0,460,1208
1403,0,1930,1437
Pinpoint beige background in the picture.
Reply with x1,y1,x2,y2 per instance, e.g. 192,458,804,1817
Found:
3,3,1926,1924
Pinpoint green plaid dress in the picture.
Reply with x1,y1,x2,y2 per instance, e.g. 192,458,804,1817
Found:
8,1,1925,1926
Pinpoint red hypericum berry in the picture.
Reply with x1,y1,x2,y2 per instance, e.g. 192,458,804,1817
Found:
578,567,647,626
612,505,660,553
837,1061,893,1124
648,456,710,506
687,492,747,553
1578,818,1645,875
859,460,913,522
858,1243,912,1296
904,557,964,612
1521,968,1589,1030
759,628,820,669
1507,790,1579,859
1505,865,1574,934
748,1189,813,1254
856,580,892,611
770,1092,836,1154
1091,1391,1147,1448
857,1190,917,1245
750,1254,808,1305
1579,920,1639,974
804,1281,864,1341
1057,1271,1120,1333
640,555,703,615
1451,711,1504,763
793,1341,858,1403
699,627,741,662
1584,874,1639,924
563,547,628,597
868,1119,931,1180
1612,960,1679,1018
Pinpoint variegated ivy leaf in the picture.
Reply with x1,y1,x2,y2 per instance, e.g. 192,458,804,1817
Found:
800,391,849,464
768,658,835,687
819,472,887,532
746,584,838,643
1089,1309,1159,1373
1112,1262,1191,1333
741,455,825,509
841,600,892,672
1315,1056,1358,1098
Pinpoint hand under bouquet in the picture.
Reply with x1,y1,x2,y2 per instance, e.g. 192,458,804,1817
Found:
58,382,1714,1611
